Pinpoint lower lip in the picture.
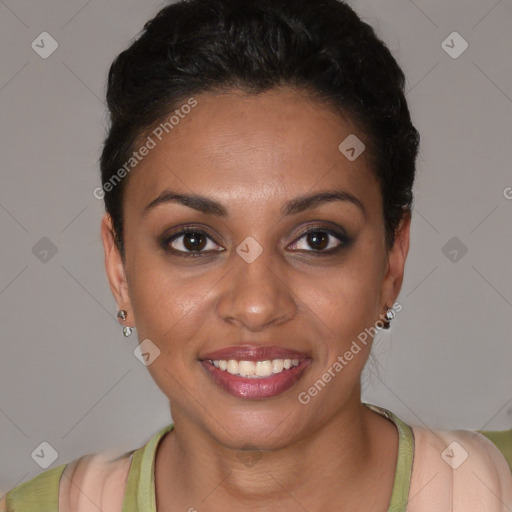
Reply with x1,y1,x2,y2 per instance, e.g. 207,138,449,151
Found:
200,359,312,399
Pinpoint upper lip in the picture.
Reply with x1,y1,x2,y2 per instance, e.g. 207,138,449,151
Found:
199,344,311,362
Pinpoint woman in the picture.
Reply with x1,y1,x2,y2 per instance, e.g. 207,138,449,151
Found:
2,0,511,510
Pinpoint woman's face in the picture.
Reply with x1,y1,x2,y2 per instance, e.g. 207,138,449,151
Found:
102,87,410,450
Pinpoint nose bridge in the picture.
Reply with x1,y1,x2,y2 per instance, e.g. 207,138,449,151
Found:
216,239,296,330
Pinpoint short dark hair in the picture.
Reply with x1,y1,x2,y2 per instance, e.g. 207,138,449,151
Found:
100,0,420,259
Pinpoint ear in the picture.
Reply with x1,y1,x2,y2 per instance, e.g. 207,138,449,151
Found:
379,210,411,312
100,213,132,313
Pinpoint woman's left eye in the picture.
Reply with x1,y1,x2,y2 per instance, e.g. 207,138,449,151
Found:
288,228,349,254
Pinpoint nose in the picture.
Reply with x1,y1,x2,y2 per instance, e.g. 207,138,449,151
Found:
216,246,297,332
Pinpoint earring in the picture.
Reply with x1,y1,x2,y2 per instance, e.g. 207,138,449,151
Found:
122,326,134,337
117,310,134,337
382,306,395,329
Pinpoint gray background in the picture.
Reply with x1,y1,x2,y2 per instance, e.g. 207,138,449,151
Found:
1,0,511,492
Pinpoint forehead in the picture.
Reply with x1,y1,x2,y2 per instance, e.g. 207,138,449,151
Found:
123,87,380,216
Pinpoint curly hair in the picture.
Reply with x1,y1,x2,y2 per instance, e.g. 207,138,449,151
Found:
100,0,420,259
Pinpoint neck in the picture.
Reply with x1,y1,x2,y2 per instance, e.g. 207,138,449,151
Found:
155,394,388,512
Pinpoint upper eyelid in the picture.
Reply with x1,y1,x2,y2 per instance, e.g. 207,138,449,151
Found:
293,223,348,240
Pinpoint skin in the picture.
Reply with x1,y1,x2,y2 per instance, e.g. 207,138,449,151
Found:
101,86,411,511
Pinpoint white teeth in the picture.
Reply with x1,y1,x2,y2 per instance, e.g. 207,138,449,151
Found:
211,358,301,378
227,360,238,375
272,359,284,373
255,360,273,377
238,360,255,377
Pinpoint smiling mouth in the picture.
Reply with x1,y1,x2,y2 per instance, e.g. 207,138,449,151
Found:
200,358,312,399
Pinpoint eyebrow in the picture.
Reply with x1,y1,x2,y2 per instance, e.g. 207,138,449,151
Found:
143,189,366,218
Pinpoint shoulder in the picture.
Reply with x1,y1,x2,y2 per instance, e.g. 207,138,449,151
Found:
409,426,512,511
1,449,134,512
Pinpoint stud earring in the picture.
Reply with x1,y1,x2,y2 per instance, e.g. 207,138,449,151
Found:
122,326,134,337
117,310,134,337
382,306,395,329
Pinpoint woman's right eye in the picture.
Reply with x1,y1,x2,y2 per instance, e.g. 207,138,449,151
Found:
162,228,224,257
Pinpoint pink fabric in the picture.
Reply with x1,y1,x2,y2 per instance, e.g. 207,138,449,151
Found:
58,451,132,512
409,427,512,511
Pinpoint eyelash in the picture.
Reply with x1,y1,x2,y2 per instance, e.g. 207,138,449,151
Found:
160,225,352,258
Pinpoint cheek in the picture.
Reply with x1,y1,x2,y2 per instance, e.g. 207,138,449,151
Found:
305,280,377,374
127,257,214,398
127,252,216,353
315,253,383,324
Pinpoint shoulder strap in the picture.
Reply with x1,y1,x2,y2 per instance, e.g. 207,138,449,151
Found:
409,426,512,511
1,463,66,511
59,450,133,512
